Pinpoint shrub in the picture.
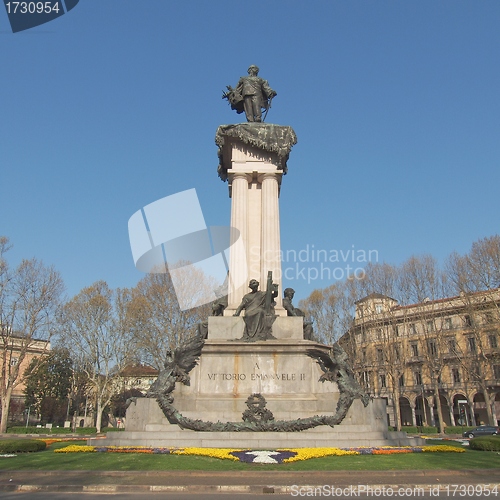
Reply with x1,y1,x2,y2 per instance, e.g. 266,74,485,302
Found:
444,426,475,435
101,427,124,432
7,426,97,435
7,427,46,434
75,427,97,434
469,436,500,451
0,439,46,453
399,426,438,434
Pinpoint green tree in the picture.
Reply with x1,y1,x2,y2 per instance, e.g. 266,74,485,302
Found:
23,349,72,424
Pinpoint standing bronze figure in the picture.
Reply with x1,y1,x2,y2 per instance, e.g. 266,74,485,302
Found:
222,65,277,122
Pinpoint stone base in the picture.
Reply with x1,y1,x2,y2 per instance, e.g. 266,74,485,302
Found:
95,318,423,449
208,316,303,340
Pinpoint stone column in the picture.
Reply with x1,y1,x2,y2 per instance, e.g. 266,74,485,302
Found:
410,404,416,427
259,172,283,310
227,172,251,310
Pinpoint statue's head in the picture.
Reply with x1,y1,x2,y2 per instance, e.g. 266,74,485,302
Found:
284,288,295,299
248,279,259,290
247,65,259,76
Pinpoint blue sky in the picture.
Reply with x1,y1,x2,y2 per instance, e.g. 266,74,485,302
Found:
1,1,499,303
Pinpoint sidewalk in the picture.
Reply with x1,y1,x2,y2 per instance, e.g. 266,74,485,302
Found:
0,469,499,494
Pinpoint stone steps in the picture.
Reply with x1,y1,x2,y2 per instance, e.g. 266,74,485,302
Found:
94,429,424,449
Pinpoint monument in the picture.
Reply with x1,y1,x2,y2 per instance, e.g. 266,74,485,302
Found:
98,67,422,448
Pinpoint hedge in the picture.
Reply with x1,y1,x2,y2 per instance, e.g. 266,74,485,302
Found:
7,426,97,435
444,426,475,435
393,426,438,434
0,439,46,453
469,436,500,451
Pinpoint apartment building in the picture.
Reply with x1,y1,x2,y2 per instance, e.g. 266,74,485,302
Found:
340,290,500,428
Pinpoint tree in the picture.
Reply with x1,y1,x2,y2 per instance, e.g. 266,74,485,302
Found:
0,237,64,433
298,280,357,345
128,271,212,370
355,262,408,431
398,255,450,433
59,282,134,432
23,348,72,424
447,235,500,425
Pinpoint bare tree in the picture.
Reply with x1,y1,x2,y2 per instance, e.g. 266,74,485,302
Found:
398,255,451,433
0,237,64,432
447,235,500,425
128,269,212,370
59,282,134,432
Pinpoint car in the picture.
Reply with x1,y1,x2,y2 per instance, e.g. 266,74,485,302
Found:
462,425,500,438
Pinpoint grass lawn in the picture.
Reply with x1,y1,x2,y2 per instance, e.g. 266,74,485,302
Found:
0,440,498,471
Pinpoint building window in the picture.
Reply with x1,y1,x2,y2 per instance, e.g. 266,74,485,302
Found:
471,365,481,379
394,325,401,337
10,357,18,366
467,336,476,353
427,340,437,357
484,312,495,324
493,365,500,379
452,368,461,384
362,371,370,388
489,334,498,349
362,349,367,362
447,337,456,354
426,321,435,332
409,323,418,335
411,343,419,357
375,304,383,314
464,315,473,327
444,318,453,330
398,375,405,387
394,344,401,361
380,374,386,388
377,348,384,363
414,371,423,386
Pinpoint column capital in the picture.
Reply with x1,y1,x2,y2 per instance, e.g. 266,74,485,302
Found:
228,171,253,183
257,171,282,186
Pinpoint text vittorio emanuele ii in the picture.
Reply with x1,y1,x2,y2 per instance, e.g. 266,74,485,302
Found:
206,363,306,381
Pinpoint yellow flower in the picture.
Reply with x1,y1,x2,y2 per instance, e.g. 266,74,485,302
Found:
54,445,96,453
422,445,465,453
172,448,241,461
282,447,359,463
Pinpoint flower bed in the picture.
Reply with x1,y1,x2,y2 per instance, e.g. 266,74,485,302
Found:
54,444,465,461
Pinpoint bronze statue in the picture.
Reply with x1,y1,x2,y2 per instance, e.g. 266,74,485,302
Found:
307,343,371,421
222,65,277,122
283,288,314,340
233,275,278,341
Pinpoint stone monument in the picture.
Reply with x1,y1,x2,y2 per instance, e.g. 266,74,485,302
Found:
98,67,422,448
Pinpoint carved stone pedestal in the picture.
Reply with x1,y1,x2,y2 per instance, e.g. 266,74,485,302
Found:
95,318,424,448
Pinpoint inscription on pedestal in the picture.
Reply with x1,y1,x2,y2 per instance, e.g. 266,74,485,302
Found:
206,372,306,381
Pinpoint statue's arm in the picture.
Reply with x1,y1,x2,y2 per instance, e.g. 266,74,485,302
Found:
283,298,297,316
261,79,277,98
234,297,246,316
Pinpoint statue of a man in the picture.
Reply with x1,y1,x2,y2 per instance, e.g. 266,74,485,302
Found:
234,278,277,341
283,288,314,340
223,65,277,123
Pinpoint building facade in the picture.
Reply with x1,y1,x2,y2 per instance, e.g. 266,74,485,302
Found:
0,335,51,424
340,290,500,428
